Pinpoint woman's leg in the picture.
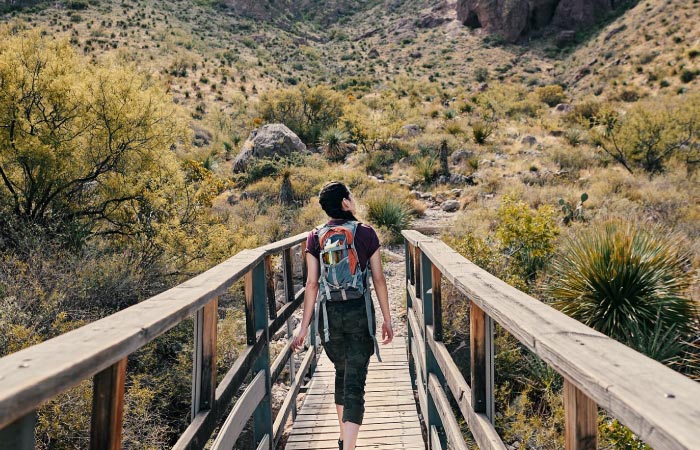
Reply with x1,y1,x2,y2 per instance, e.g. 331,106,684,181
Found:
336,404,344,442
342,422,360,450
341,334,373,449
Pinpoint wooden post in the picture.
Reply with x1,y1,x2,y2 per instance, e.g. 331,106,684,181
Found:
470,302,495,422
192,298,218,418
90,357,127,450
0,412,35,450
413,246,422,299
564,379,598,450
265,256,277,321
405,240,416,388
431,264,443,343
282,248,297,420
421,254,446,450
252,261,273,449
245,270,256,345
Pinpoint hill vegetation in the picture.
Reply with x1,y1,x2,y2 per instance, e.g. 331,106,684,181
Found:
0,0,699,448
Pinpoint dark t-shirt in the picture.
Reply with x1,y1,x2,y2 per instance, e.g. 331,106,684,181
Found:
306,220,381,270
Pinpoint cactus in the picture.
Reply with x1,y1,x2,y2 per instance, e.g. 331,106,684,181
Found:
559,193,588,225
439,139,450,177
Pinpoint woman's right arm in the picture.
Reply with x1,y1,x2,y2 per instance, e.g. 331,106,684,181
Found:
292,253,320,351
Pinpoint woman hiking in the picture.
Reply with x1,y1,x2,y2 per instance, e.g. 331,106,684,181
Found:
292,181,394,450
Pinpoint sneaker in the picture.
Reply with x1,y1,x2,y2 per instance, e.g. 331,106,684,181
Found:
338,439,343,450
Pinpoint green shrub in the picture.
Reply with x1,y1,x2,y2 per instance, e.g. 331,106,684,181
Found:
535,85,566,107
680,69,697,83
496,195,559,280
363,189,412,242
471,119,496,145
414,155,439,184
549,220,696,344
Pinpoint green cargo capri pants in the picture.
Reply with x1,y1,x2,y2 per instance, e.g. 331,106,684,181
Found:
320,297,376,425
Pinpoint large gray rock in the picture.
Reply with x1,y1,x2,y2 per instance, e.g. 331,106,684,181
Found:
233,124,307,173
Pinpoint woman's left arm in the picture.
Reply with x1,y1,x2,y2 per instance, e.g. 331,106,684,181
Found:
369,249,393,344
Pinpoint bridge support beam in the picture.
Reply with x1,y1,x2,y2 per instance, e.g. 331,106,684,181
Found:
247,262,273,450
470,302,494,423
421,252,447,450
564,379,597,450
0,411,35,450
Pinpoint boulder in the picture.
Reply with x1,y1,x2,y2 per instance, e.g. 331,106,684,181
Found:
552,0,615,31
451,150,474,164
442,200,460,212
555,103,573,113
521,135,538,146
233,124,307,173
368,48,380,58
415,13,449,28
556,30,576,47
409,51,423,59
402,124,421,137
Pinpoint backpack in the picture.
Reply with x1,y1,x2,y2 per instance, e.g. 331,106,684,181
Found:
314,221,381,361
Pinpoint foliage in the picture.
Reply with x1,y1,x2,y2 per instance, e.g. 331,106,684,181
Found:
320,127,350,162
414,155,439,184
549,220,697,346
496,195,559,279
471,119,496,144
342,93,406,153
363,187,412,242
592,95,700,174
558,192,588,225
259,84,346,144
535,85,566,107
0,29,186,247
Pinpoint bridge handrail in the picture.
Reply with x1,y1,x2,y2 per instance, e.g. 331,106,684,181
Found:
0,232,312,450
402,230,700,450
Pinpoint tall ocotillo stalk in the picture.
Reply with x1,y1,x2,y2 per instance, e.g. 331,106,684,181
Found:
439,139,450,177
280,170,294,206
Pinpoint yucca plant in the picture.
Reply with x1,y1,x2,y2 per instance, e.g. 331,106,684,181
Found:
414,155,439,184
549,221,697,346
364,189,412,241
321,127,349,162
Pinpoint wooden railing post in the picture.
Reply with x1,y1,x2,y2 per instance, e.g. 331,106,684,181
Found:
192,299,218,418
469,302,495,422
421,253,446,450
90,357,127,450
405,240,416,387
282,248,297,420
264,256,277,321
564,380,597,450
0,412,35,450
248,262,273,449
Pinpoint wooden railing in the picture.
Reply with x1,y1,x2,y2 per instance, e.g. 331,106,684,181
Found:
0,233,315,450
402,230,700,450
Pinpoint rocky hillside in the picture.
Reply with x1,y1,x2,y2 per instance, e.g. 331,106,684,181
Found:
456,0,637,43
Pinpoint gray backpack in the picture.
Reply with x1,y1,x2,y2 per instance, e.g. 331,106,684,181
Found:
314,221,381,361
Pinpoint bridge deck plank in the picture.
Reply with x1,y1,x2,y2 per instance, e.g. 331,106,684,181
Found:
286,339,423,449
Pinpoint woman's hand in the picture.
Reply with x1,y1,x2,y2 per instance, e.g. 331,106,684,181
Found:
291,325,308,352
381,321,394,345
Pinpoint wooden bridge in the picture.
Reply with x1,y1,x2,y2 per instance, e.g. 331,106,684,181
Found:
1,231,699,450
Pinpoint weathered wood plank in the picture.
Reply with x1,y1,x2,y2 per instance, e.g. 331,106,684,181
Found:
90,357,127,450
430,425,442,450
211,371,266,450
256,434,270,450
273,347,315,445
270,339,293,385
564,379,597,450
265,255,277,320
428,374,468,450
470,302,494,421
258,233,306,254
192,298,217,417
417,236,700,450
0,248,266,429
426,332,506,450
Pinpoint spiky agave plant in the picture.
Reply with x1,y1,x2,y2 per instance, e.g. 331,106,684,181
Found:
548,220,697,345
